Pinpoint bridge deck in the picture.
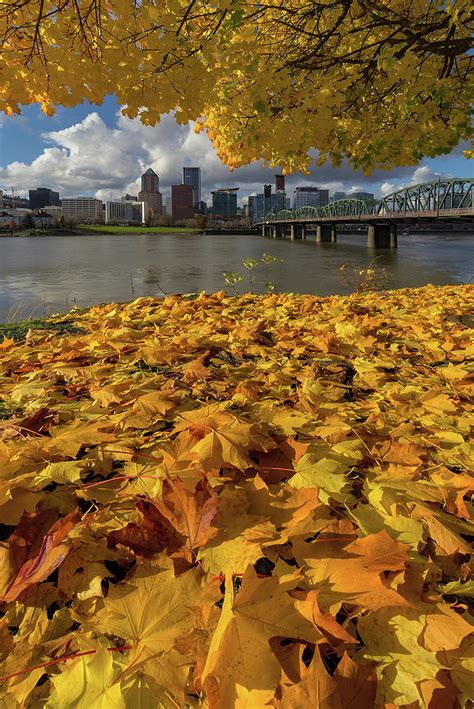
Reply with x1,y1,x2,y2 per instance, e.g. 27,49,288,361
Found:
257,207,474,226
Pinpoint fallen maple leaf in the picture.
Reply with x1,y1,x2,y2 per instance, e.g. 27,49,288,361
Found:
1,509,80,602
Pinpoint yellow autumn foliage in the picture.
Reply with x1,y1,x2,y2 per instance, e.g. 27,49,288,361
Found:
0,1,472,171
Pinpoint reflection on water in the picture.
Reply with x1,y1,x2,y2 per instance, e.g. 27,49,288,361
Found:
0,231,472,320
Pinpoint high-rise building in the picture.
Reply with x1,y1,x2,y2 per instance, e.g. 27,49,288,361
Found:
138,167,163,220
251,192,286,222
122,193,137,202
163,195,172,215
350,191,375,201
183,167,201,211
264,184,272,199
62,197,104,223
275,175,285,192
29,187,60,210
172,184,194,221
293,187,329,210
211,188,239,218
0,190,3,209
140,167,160,193
248,195,257,222
332,191,346,201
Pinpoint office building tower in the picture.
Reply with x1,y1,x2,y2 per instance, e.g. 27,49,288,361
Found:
248,195,256,222
211,188,239,218
350,191,375,201
138,167,163,219
251,192,286,222
140,167,159,193
293,187,329,210
61,197,104,223
183,167,201,211
275,174,285,192
172,184,194,221
29,187,61,210
163,195,172,215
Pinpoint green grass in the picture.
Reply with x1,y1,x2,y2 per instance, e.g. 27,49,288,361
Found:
0,317,86,342
79,225,196,234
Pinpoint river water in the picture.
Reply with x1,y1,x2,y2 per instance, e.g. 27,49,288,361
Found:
0,231,472,321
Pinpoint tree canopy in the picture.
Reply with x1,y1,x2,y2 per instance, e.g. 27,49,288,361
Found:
1,0,472,172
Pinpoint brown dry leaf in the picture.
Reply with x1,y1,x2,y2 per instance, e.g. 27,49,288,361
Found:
1,509,80,602
279,646,341,708
333,651,377,709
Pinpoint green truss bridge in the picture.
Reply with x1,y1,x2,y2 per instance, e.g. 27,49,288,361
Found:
256,179,474,247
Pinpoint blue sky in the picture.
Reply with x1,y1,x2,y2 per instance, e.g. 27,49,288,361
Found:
1,99,472,204
1,97,120,166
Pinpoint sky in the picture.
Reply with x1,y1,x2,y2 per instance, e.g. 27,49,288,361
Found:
1,96,472,206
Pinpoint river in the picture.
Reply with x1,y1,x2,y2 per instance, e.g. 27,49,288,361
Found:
0,231,472,321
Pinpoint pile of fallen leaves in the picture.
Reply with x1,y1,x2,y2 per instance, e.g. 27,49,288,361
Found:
0,285,472,708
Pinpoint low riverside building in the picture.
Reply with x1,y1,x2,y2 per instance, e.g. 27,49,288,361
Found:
105,200,146,225
62,197,104,223
3,208,32,226
32,211,54,227
0,211,17,229
43,205,63,220
1,208,53,228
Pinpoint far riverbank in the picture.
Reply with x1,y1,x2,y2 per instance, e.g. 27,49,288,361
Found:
1,225,196,237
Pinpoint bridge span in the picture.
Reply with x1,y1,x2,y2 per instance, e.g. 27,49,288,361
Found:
256,179,473,248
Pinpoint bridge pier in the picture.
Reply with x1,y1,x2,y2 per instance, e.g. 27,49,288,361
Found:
273,224,285,238
390,224,397,248
316,224,336,243
367,223,397,248
290,224,305,240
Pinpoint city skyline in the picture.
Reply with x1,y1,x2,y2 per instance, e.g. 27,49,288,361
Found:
1,100,471,207
1,174,375,216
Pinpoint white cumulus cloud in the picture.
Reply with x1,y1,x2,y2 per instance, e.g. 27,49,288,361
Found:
0,109,457,203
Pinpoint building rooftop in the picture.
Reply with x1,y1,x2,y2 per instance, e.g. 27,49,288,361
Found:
294,186,325,192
